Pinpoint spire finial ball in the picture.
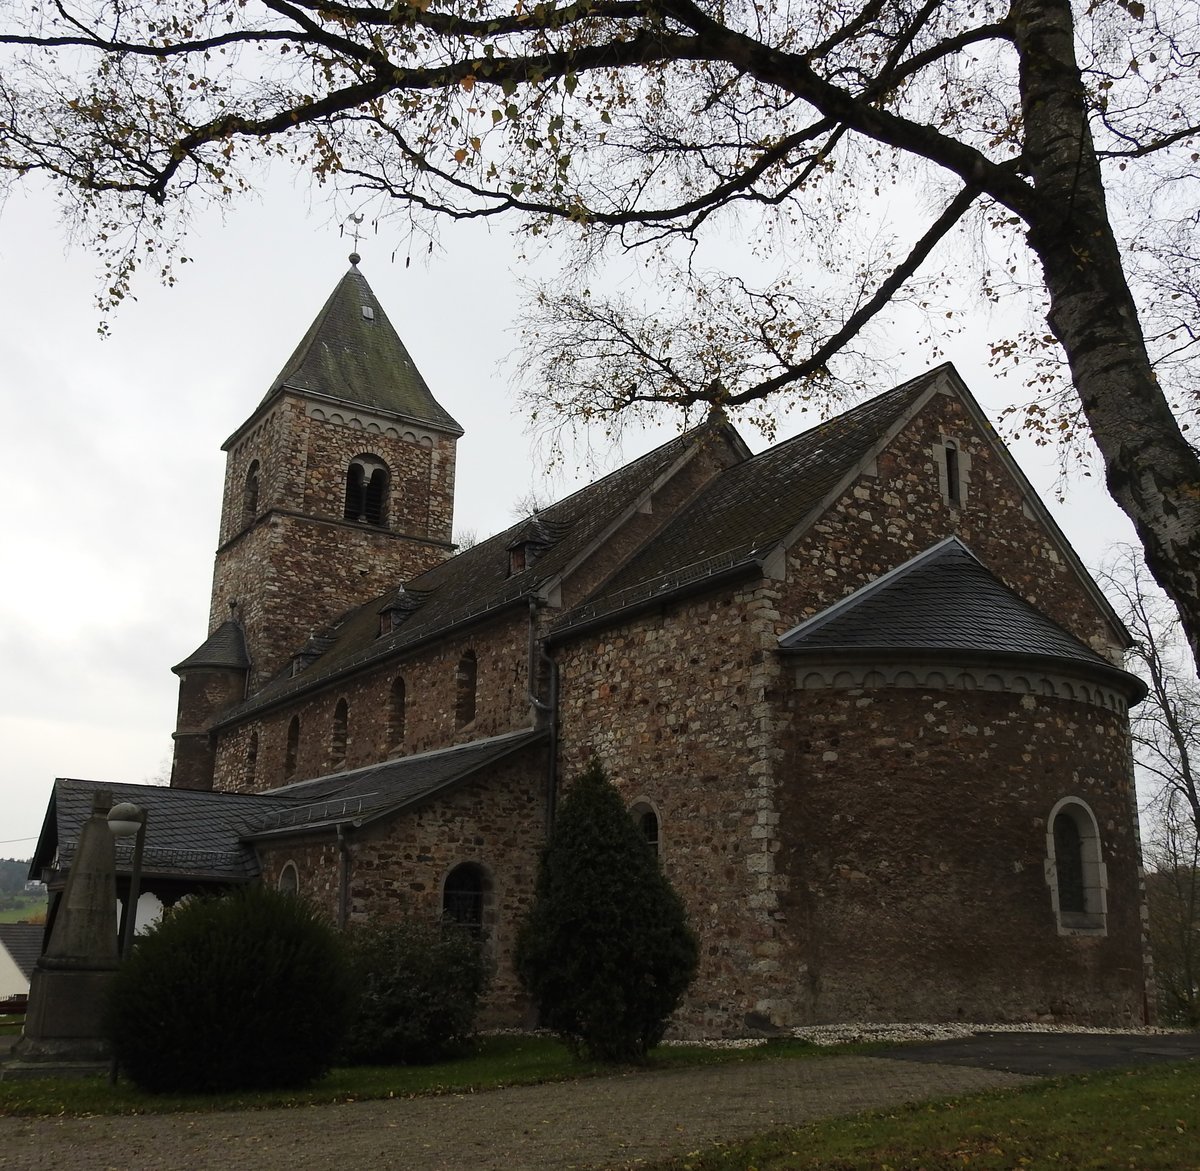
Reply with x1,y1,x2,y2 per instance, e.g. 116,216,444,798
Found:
349,251,361,267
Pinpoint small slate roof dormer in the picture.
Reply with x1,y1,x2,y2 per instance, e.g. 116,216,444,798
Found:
506,515,553,576
291,633,338,675
778,537,1146,701
261,263,462,436
378,586,424,636
172,620,250,675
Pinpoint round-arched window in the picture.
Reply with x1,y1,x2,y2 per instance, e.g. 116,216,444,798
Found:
1046,797,1107,934
279,862,299,895
442,863,486,937
631,801,660,855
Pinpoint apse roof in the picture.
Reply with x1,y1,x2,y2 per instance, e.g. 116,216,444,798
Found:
256,264,462,436
779,537,1146,697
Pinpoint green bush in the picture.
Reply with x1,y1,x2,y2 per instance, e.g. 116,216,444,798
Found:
515,757,699,1062
341,918,490,1065
107,885,352,1093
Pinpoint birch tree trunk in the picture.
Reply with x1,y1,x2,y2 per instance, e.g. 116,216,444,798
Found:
1013,0,1200,662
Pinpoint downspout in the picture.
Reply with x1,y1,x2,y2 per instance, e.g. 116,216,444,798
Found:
336,824,350,929
528,598,560,830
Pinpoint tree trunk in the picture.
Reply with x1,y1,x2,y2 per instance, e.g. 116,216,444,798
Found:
1013,0,1200,664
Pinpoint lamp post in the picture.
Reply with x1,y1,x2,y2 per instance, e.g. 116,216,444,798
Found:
107,802,147,960
106,801,146,1086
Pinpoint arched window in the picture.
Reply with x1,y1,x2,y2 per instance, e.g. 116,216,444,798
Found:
343,462,365,520
1054,814,1085,912
631,801,660,855
278,862,299,895
387,676,406,754
442,863,486,937
935,437,969,508
284,715,301,780
365,467,388,526
243,460,260,525
944,442,961,506
331,698,349,769
455,650,477,729
244,730,259,789
343,455,390,526
1046,798,1107,934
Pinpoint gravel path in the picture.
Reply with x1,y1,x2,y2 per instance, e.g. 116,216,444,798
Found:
0,1056,1032,1171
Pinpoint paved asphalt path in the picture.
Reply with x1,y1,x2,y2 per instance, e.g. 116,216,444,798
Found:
0,1033,1194,1171
873,1029,1200,1076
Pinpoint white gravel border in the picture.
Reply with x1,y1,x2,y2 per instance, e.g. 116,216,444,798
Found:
659,1020,1187,1049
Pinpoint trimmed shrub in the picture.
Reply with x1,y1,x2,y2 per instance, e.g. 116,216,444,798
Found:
107,885,352,1093
341,918,490,1065
515,757,699,1062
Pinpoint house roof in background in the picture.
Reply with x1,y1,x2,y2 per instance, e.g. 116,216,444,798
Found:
0,924,43,982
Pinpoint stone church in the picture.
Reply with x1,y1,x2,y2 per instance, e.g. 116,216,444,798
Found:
33,261,1154,1034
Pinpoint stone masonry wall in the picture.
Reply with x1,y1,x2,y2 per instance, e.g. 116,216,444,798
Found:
217,396,456,549
779,385,1122,659
554,581,791,1037
171,666,246,790
209,391,456,686
256,748,547,1025
214,610,536,793
776,684,1147,1024
212,515,456,688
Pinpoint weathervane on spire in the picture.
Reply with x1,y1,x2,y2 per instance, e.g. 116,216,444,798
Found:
343,213,365,266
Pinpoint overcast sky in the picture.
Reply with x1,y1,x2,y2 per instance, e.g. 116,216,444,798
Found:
0,174,1139,856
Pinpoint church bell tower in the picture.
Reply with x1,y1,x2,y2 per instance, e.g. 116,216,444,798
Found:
170,258,461,789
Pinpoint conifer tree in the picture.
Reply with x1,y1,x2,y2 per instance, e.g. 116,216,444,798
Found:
516,758,698,1062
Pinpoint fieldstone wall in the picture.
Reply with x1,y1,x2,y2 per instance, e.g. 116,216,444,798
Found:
554,581,793,1036
212,515,456,689
256,747,548,1025
213,610,538,792
775,683,1147,1024
779,386,1123,660
171,665,247,790
208,391,457,687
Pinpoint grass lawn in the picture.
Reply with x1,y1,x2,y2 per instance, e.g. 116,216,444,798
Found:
0,895,46,923
635,1060,1200,1171
2,1031,1197,1171
0,1034,823,1117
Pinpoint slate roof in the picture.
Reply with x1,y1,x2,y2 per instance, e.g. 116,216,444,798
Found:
255,264,462,436
779,537,1146,697
243,727,548,838
33,779,284,883
555,369,940,633
30,731,547,870
214,419,738,724
173,620,250,673
0,924,43,982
